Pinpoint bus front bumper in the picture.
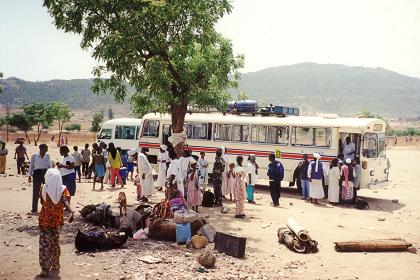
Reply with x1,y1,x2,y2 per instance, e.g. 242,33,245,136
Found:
368,180,390,189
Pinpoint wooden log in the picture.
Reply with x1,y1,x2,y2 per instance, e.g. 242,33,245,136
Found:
334,239,412,252
286,217,310,242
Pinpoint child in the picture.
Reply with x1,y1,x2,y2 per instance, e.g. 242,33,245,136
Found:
92,147,105,190
198,152,209,187
72,146,83,183
167,175,187,212
38,168,74,277
56,145,76,202
134,174,142,201
226,163,235,201
187,160,202,212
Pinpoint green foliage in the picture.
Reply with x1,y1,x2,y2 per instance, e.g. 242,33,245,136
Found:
5,113,32,132
387,127,420,136
44,0,244,138
91,112,104,132
47,102,72,125
236,91,249,101
64,123,81,132
22,102,54,129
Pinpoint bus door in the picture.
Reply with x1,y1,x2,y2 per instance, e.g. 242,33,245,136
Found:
338,133,361,159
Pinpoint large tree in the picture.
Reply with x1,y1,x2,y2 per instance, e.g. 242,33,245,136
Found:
47,102,72,146
6,112,32,144
44,0,243,155
21,103,54,146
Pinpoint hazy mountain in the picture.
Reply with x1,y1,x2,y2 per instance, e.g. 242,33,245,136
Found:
232,63,420,118
1,63,420,118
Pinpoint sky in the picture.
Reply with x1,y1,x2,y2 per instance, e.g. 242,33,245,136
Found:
0,0,419,81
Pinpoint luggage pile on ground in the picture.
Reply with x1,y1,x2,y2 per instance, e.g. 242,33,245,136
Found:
277,217,318,253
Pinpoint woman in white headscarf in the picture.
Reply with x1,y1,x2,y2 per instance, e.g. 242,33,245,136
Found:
157,144,170,190
38,168,74,278
307,153,325,203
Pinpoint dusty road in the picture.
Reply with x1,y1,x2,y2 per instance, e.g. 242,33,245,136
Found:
0,143,419,280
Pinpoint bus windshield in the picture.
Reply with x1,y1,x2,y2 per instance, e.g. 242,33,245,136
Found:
362,133,379,158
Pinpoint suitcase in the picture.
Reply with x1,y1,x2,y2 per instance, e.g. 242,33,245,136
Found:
214,232,247,258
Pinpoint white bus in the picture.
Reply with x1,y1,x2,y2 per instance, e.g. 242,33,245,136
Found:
97,118,143,150
137,112,389,190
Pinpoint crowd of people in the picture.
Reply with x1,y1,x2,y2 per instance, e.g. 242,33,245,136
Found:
0,137,365,277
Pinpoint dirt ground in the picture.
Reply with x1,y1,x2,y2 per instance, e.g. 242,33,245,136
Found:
0,142,419,280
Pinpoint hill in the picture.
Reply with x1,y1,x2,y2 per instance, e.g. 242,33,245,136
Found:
232,63,420,118
1,63,420,118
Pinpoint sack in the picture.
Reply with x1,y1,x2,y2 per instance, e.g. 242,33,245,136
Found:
246,185,254,201
199,224,217,243
191,234,209,249
75,229,128,252
174,209,200,224
355,199,369,210
202,190,214,207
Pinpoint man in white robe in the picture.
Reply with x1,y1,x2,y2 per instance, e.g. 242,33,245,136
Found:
167,150,184,197
156,145,170,190
307,153,325,203
138,147,155,201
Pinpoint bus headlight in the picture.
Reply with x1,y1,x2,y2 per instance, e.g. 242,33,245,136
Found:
370,170,375,176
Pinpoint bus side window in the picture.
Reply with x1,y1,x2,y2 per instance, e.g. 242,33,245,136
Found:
142,120,160,137
291,127,313,146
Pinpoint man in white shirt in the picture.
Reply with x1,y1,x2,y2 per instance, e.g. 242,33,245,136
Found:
343,137,356,160
28,144,51,213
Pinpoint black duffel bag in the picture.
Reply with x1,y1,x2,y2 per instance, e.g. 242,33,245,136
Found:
75,229,128,252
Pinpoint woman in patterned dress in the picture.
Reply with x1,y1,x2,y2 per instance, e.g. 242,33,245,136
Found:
38,168,74,278
234,156,246,218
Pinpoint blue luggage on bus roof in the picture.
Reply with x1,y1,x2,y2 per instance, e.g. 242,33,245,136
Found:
227,100,258,113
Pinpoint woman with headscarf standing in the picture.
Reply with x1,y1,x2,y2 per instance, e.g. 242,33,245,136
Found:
57,145,76,201
157,145,170,191
234,156,246,218
307,153,325,204
38,168,74,278
341,158,356,204
108,143,124,188
327,159,341,205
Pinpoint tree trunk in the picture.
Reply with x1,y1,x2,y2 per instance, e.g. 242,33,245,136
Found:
170,98,188,157
57,121,62,147
34,125,42,146
25,131,31,144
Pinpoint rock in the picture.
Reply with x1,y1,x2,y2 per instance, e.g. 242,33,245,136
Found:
221,207,229,214
289,202,293,206
378,218,386,221
21,188,26,190
391,199,399,203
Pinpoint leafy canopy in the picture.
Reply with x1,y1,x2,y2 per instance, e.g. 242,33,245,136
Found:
91,112,104,132
43,0,244,118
